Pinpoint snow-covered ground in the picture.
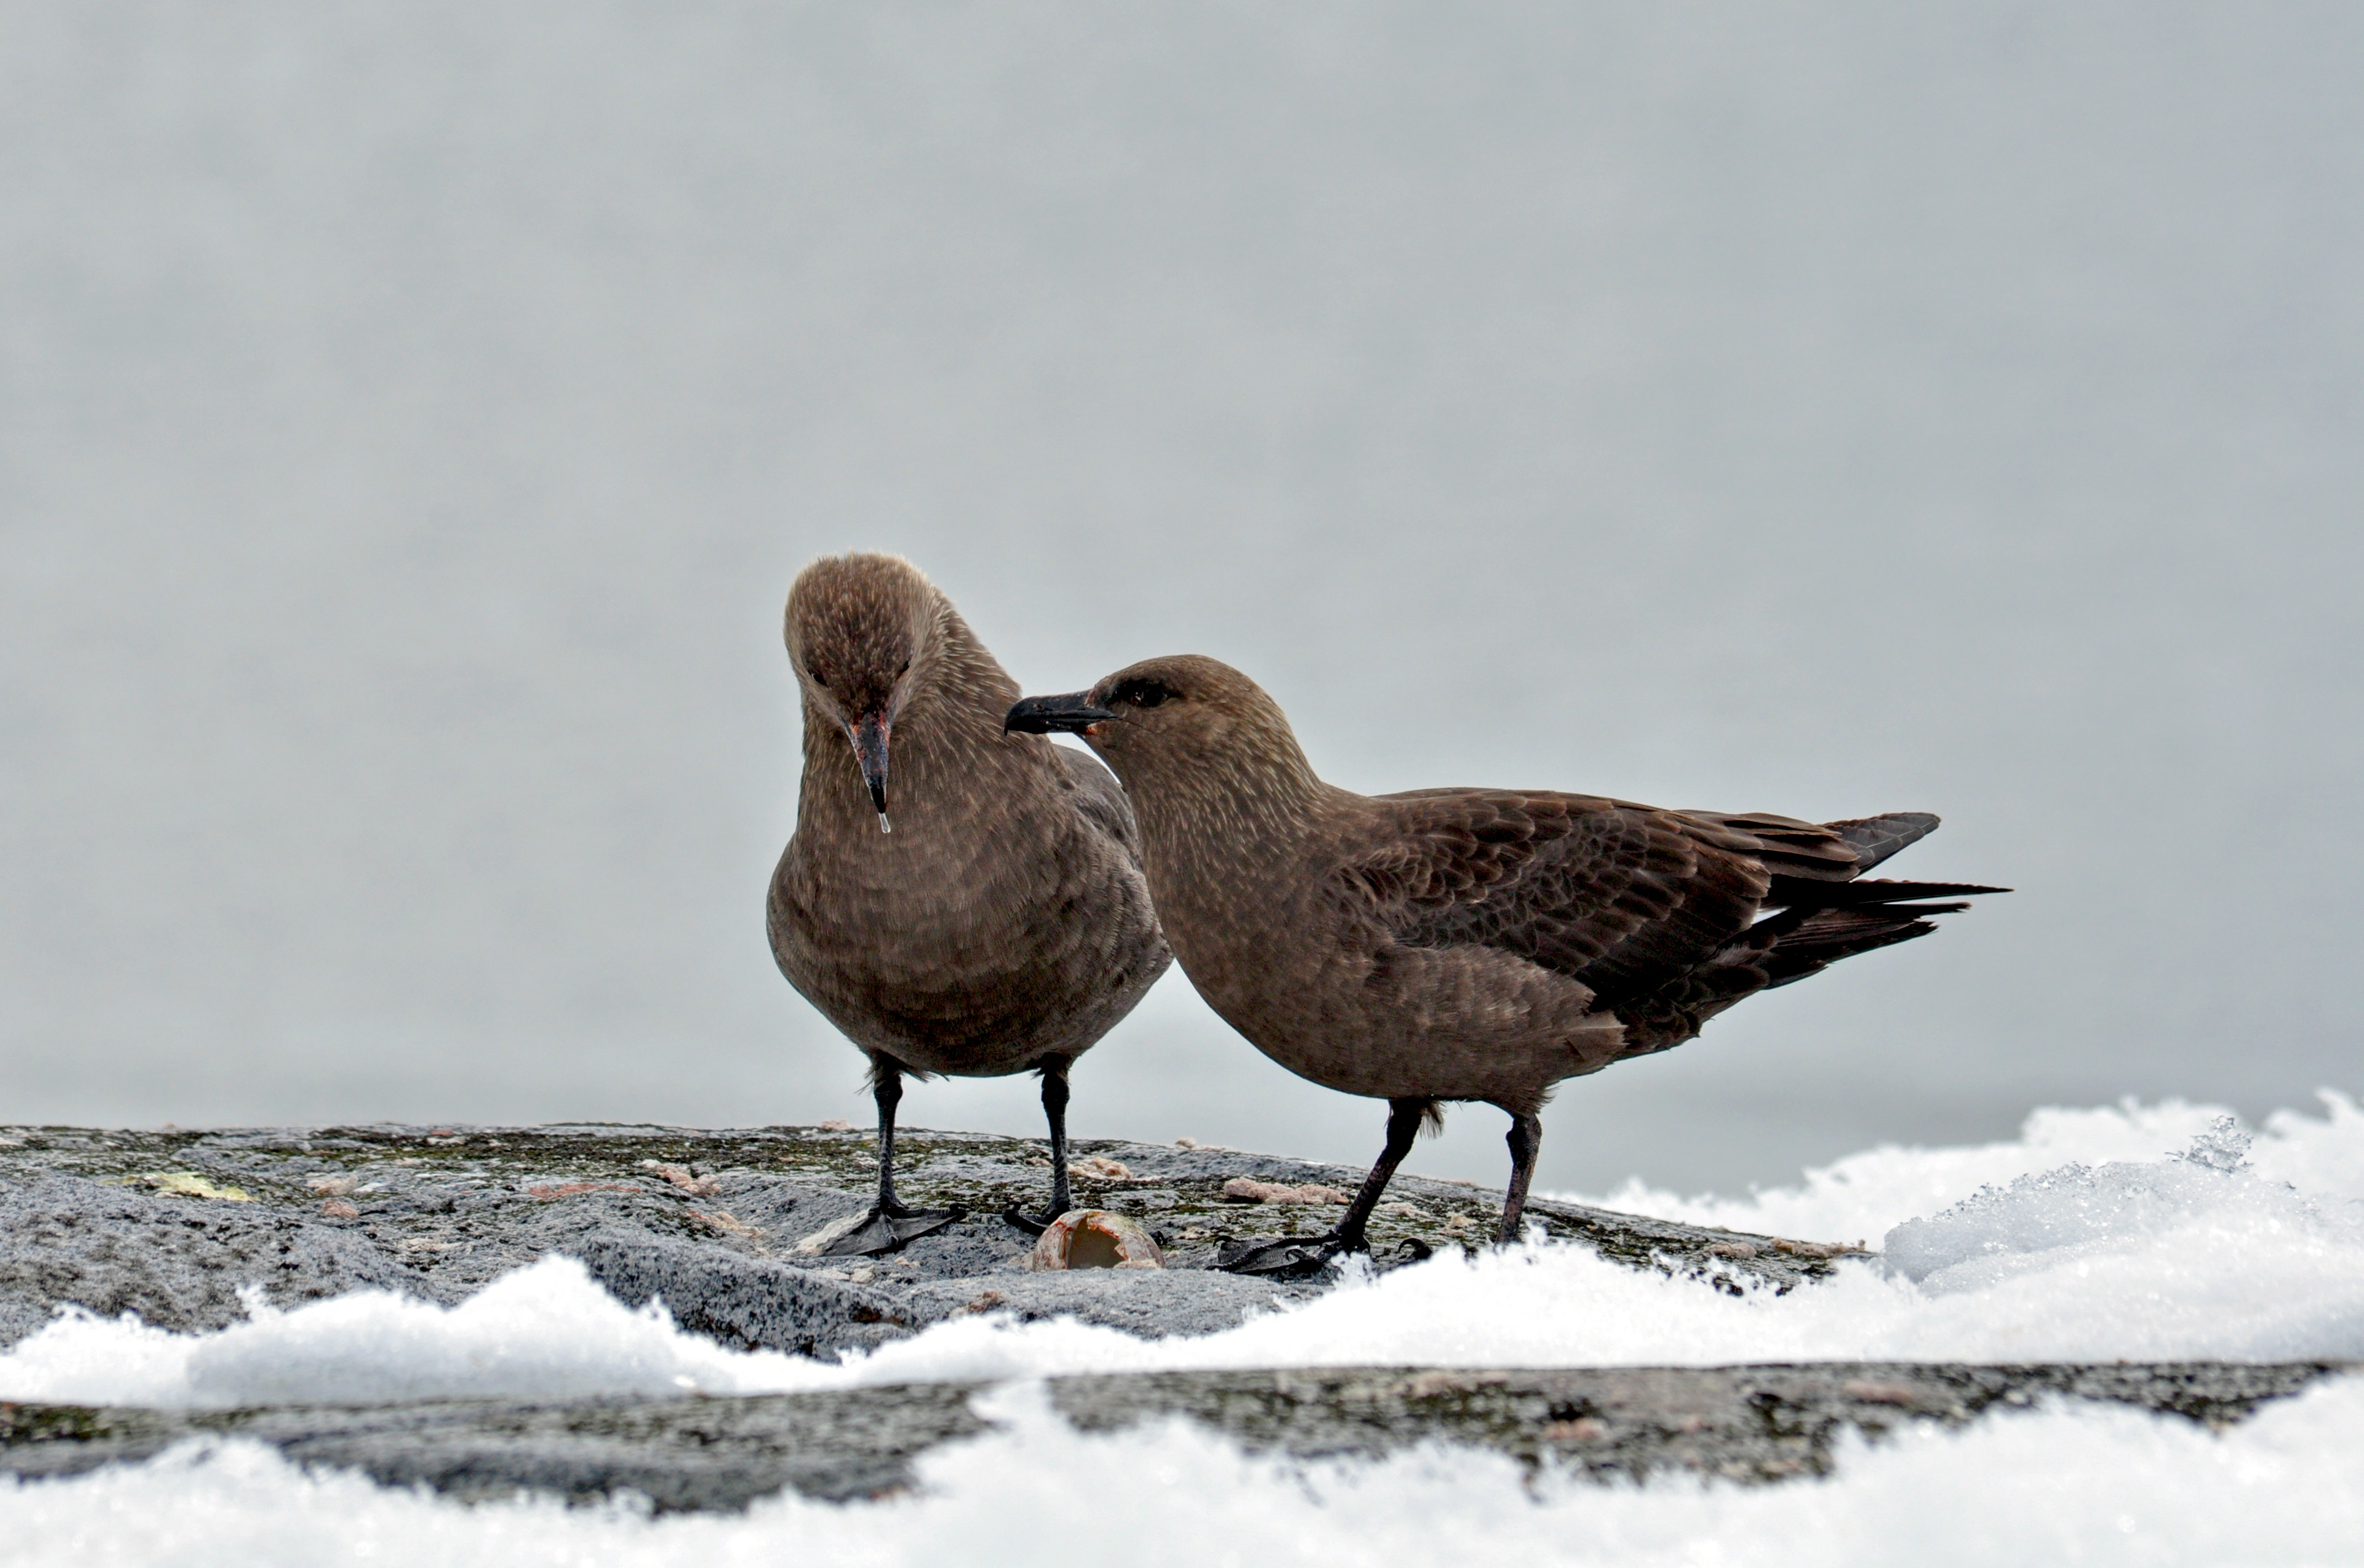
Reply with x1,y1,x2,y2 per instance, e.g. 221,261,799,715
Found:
5,1093,2361,1565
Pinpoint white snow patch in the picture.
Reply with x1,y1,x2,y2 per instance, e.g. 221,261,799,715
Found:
1555,1090,2364,1242
3,1377,2362,1567
0,1259,834,1408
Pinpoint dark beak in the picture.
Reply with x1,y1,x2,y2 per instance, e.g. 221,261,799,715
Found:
1004,692,1116,735
848,711,894,833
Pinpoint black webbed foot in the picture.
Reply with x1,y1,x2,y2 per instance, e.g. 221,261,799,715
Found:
1001,1202,1064,1238
820,1203,966,1257
1213,1233,1355,1278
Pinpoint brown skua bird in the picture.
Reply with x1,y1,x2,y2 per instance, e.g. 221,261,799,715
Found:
1008,656,2004,1275
769,555,1170,1256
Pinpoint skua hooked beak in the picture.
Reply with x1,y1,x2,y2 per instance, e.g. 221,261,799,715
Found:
848,712,893,833
1003,692,1117,735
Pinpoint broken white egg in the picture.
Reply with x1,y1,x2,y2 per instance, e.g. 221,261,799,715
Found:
1025,1209,1165,1271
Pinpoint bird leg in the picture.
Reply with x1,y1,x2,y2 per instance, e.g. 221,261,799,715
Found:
1002,1057,1075,1236
1216,1098,1428,1277
822,1057,965,1256
1499,1111,1542,1244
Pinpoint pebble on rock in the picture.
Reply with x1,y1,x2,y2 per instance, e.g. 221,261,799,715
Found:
1772,1238,1862,1259
524,1181,640,1201
1222,1177,1351,1205
690,1210,765,1244
639,1161,721,1197
142,1172,254,1202
1027,1210,1165,1271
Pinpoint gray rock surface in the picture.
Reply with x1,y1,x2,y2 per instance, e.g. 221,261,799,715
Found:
900,1268,1302,1337
0,1173,444,1346
3,1362,2346,1510
1050,1361,2352,1483
571,1232,910,1359
0,1384,990,1510
0,1122,1849,1352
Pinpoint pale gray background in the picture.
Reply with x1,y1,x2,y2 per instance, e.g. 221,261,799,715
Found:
4,3,2357,1194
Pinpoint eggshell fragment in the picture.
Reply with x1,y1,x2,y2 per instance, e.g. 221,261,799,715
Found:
1026,1209,1165,1270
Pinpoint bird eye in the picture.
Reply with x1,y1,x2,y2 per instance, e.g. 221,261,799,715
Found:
1121,680,1170,708
810,669,829,686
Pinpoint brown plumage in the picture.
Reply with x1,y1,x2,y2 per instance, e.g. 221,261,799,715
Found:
1007,654,2003,1273
768,555,1169,1256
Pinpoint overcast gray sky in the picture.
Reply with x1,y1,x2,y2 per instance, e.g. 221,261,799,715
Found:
3,3,2357,1194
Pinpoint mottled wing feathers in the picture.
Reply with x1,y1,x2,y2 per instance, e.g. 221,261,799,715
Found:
1346,792,1770,1006
1678,810,1866,881
1340,793,2001,1059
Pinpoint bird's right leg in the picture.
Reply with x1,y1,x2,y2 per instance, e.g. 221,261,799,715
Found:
1498,1110,1543,1244
1002,1056,1074,1237
1216,1098,1428,1278
822,1055,966,1256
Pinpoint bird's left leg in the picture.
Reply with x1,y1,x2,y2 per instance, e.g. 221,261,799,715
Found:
822,1054,966,1256
1498,1110,1544,1244
1217,1097,1430,1277
1003,1056,1075,1237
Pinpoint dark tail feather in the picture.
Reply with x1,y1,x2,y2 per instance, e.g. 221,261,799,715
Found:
1765,875,2012,908
1610,812,2002,1059
1706,809,1942,884
1756,904,1949,989
1823,812,1939,872
1759,810,2007,906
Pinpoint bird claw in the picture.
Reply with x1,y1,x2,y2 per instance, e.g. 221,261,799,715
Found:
1001,1202,1056,1238
1213,1234,1352,1278
819,1204,965,1257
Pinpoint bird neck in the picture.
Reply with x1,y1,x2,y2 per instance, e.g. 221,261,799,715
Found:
1128,726,1331,900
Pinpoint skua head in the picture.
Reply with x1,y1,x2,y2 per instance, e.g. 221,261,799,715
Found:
785,553,944,832
1005,654,1304,789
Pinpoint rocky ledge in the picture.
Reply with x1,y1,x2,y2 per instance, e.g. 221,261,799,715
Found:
4,1123,2348,1510
2,1364,2346,1510
0,1121,1853,1355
